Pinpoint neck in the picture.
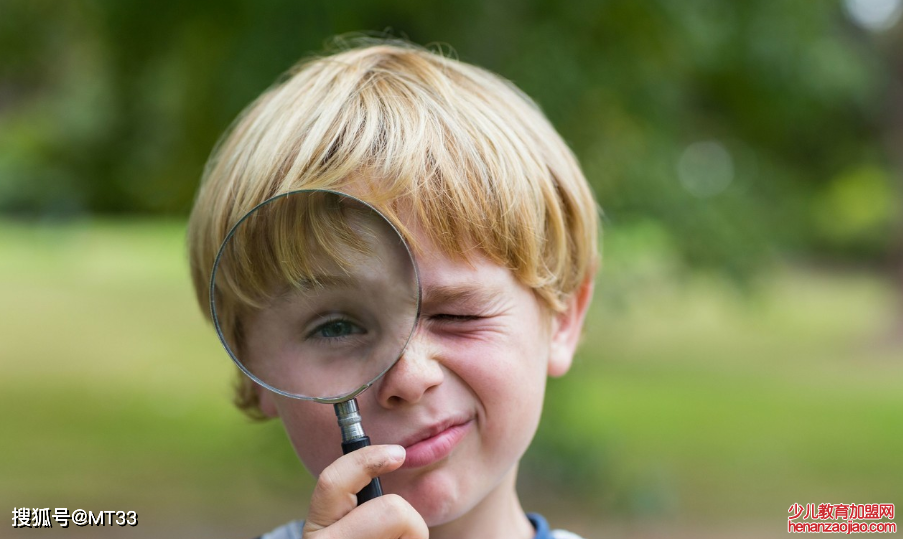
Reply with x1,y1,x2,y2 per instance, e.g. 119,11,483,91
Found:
427,465,535,539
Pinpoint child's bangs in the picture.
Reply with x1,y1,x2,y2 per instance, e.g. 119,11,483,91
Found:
213,192,372,338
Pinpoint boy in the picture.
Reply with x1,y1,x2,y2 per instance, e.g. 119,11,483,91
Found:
188,40,599,539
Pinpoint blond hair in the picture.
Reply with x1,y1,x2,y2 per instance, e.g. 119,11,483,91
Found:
187,40,600,417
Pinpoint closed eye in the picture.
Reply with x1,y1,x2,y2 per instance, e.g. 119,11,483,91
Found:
429,314,482,322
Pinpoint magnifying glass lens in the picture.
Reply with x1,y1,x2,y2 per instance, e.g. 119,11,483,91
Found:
210,190,419,401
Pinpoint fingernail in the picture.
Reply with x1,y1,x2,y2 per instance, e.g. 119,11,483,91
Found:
386,445,406,461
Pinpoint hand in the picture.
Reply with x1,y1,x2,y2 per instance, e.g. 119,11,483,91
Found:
302,445,428,539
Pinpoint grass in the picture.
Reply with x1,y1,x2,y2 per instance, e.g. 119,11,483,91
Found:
1,218,900,537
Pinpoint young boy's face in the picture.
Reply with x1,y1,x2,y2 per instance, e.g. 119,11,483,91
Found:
255,213,586,527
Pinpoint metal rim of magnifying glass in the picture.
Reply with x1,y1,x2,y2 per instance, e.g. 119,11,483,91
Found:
208,188,422,405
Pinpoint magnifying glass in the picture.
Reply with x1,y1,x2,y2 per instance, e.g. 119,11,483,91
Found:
209,189,421,505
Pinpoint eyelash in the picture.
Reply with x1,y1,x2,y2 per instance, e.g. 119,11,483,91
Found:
305,317,365,340
429,314,482,322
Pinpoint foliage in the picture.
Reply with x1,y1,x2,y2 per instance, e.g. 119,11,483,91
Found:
0,0,900,274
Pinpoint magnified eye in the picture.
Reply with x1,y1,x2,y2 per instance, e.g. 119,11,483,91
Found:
307,318,366,340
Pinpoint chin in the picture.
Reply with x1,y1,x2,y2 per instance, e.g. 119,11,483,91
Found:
383,466,473,527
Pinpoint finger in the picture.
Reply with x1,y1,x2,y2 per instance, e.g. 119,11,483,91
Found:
304,444,406,531
312,494,428,539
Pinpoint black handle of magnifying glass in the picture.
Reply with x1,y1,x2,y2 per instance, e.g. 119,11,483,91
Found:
342,436,383,504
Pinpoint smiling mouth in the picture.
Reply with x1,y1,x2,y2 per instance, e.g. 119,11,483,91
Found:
399,418,474,470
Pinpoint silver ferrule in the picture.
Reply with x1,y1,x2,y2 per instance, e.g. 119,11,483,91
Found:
334,399,365,442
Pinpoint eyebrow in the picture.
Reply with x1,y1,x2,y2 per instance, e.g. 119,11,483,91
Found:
422,284,505,307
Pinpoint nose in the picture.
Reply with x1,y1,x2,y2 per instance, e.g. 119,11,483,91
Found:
375,326,443,408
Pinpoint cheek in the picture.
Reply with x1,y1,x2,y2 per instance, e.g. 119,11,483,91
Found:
274,397,345,476
473,316,551,402
453,330,550,454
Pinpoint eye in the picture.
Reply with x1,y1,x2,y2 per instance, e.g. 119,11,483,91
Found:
307,318,365,340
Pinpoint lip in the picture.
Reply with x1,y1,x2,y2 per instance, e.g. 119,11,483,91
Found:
399,416,474,470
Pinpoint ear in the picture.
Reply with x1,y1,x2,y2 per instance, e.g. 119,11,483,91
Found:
547,274,595,377
256,385,280,418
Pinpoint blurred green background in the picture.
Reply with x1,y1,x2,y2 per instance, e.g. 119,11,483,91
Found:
1,0,901,537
